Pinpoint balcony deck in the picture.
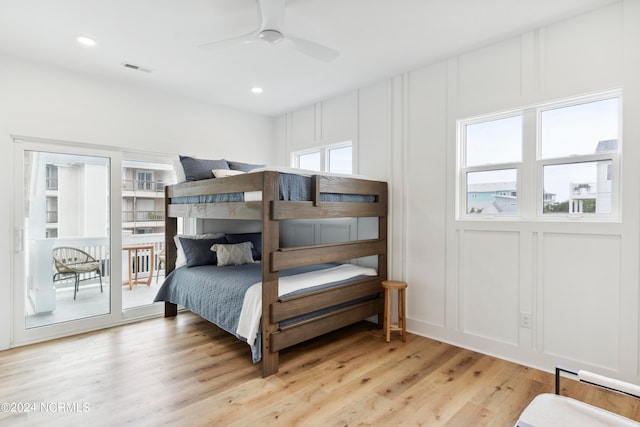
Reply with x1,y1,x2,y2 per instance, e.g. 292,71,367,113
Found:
25,233,166,329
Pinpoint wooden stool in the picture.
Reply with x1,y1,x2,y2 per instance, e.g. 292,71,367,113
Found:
382,280,407,342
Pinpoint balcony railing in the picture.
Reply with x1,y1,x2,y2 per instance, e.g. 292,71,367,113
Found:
46,210,58,223
122,179,165,195
570,182,597,198
46,177,58,191
122,210,165,222
29,233,166,313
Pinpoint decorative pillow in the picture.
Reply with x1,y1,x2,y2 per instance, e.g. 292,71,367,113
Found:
212,169,245,178
227,160,266,173
179,155,229,181
174,233,225,268
178,236,227,267
225,232,262,260
211,242,254,266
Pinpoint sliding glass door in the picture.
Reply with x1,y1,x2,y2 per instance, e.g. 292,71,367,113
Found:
12,139,174,345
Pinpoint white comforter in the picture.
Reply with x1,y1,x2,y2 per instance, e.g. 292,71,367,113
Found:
236,264,378,346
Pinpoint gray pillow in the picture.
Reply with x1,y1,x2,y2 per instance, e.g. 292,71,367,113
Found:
211,242,254,266
227,160,266,173
179,236,227,267
180,156,229,181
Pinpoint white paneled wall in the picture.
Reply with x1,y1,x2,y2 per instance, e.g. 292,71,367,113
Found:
460,230,520,346
277,1,640,382
320,93,358,145
285,92,359,155
281,219,356,248
542,233,621,371
406,63,448,329
456,37,522,113
542,4,623,96
289,105,316,150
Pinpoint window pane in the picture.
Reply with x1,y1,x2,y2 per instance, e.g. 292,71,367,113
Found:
299,152,321,171
24,151,111,328
328,146,352,174
122,159,175,310
466,169,517,215
543,161,613,214
541,98,619,159
465,116,522,166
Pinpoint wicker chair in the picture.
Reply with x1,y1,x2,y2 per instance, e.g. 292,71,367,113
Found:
53,247,103,300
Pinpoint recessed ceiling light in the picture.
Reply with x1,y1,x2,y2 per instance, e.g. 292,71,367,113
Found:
77,36,96,46
251,87,264,94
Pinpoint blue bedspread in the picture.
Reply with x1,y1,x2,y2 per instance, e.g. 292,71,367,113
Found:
154,263,347,362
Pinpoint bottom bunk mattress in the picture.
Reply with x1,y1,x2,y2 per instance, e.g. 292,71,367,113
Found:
154,262,377,362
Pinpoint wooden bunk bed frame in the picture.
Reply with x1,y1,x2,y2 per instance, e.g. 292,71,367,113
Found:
163,170,388,377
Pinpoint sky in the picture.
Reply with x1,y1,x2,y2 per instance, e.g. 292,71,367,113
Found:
465,96,619,203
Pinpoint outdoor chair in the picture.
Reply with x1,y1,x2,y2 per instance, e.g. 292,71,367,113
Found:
53,247,103,300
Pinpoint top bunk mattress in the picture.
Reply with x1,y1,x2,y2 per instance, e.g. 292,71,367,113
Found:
170,170,376,204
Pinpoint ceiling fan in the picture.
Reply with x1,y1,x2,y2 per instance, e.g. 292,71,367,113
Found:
199,0,340,62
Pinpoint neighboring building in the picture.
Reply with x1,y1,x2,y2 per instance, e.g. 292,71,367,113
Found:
568,139,617,214
467,181,517,214
121,161,174,234
468,139,617,215
45,161,174,236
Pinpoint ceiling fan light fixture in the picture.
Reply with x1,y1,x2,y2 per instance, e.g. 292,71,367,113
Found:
258,29,284,44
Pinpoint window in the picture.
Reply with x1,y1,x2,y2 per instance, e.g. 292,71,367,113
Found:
136,170,154,191
45,164,58,190
539,97,619,215
458,91,621,219
461,115,522,216
292,142,353,174
327,145,352,174
298,151,321,171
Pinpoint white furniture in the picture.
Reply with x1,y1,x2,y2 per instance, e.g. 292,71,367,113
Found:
516,366,640,427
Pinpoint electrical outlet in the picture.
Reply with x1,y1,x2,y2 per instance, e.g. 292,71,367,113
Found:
520,312,532,329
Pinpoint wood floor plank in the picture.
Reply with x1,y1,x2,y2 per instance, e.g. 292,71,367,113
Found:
1,312,639,426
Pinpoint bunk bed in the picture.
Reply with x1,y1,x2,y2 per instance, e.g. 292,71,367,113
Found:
157,167,388,377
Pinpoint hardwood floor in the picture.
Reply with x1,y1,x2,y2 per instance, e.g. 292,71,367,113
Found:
1,312,639,427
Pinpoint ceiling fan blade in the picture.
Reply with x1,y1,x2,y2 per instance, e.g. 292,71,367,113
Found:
286,35,340,62
258,0,285,31
198,31,258,50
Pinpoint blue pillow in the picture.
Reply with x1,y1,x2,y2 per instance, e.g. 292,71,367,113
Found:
180,156,229,181
225,233,262,260
178,236,227,267
227,160,266,173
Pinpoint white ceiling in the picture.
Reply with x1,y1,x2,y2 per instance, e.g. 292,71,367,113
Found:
0,0,617,116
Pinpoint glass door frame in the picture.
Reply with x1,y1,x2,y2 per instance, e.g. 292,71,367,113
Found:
12,138,125,345
119,150,174,320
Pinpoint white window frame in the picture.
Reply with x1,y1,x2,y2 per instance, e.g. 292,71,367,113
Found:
291,141,353,174
457,110,524,219
136,170,154,191
458,90,622,221
534,92,621,219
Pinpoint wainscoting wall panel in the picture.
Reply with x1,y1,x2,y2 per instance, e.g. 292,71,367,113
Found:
541,232,621,370
460,230,520,346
